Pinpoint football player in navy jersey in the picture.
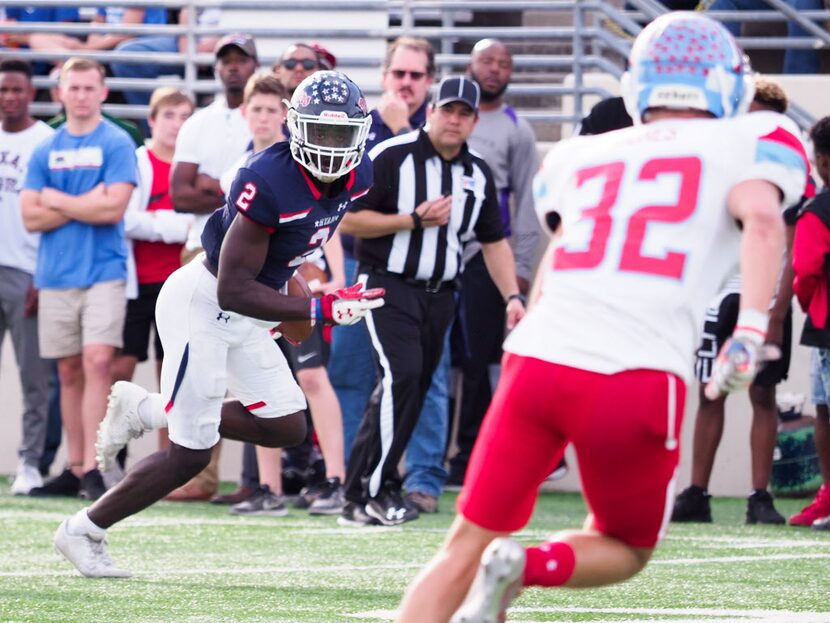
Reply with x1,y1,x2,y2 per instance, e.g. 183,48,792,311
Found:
53,71,385,578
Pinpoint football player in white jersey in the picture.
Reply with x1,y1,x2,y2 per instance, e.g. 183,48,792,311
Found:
395,12,808,623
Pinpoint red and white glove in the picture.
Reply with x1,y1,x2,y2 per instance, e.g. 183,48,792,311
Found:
312,282,385,341
704,310,779,400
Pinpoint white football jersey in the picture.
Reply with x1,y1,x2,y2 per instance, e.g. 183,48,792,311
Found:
505,112,807,381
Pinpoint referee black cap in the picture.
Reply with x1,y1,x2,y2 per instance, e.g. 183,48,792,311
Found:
434,76,480,113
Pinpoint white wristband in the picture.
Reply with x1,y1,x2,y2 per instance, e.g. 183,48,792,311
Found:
734,308,768,344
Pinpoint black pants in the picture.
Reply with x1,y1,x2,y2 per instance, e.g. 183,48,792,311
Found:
449,251,505,480
344,269,456,503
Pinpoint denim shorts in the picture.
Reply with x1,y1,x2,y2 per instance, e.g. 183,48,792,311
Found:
810,348,830,406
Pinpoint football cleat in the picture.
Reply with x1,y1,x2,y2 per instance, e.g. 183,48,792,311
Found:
337,501,381,527
364,489,419,526
54,519,132,578
97,381,149,472
451,537,526,623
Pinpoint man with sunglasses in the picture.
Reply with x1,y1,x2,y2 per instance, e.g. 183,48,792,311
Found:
273,43,322,98
368,36,435,148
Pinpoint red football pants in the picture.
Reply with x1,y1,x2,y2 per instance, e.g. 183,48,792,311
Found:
458,354,685,548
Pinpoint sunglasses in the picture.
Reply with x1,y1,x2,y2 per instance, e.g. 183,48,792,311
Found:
282,58,317,70
389,69,427,80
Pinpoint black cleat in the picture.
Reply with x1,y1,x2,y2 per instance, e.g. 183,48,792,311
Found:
29,469,81,498
365,488,419,526
671,485,712,523
293,479,329,509
337,501,380,527
308,477,345,515
746,489,785,525
79,469,107,501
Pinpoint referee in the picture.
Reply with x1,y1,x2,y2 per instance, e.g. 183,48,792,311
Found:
339,76,526,526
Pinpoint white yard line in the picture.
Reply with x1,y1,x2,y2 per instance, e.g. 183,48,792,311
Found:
3,510,827,547
3,550,830,578
653,552,830,564
0,562,423,578
346,607,830,622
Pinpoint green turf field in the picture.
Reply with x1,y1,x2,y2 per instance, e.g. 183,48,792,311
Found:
1,478,829,623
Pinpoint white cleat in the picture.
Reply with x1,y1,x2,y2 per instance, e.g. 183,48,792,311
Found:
10,461,43,495
54,519,132,578
451,537,526,623
96,381,149,472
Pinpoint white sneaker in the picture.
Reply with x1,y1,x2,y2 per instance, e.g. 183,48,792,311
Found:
451,537,525,623
10,461,43,495
54,519,132,578
97,381,149,472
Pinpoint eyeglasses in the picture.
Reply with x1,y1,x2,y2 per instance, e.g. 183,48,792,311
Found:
282,58,318,71
389,69,427,81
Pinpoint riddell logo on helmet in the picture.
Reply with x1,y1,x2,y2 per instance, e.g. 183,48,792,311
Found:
649,86,706,108
320,110,348,119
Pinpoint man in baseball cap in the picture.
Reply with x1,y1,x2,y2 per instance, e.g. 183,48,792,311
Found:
214,33,258,60
433,75,480,113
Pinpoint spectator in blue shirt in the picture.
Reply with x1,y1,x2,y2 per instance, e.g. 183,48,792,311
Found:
21,57,136,502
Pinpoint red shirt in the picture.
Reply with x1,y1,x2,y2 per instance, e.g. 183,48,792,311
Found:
133,149,184,284
793,194,830,330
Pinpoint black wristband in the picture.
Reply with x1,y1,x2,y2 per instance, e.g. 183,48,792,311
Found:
411,211,423,230
506,293,525,305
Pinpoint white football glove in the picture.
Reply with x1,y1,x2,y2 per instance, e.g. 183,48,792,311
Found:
704,330,779,400
312,283,385,341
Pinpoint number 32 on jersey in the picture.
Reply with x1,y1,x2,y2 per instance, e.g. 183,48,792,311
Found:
554,156,701,280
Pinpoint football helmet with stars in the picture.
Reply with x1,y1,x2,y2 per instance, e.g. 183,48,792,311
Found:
286,70,371,182
620,12,754,124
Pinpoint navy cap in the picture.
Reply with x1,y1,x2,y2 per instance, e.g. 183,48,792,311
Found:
434,76,480,112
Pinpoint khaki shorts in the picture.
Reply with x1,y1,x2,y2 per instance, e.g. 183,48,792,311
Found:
38,280,127,358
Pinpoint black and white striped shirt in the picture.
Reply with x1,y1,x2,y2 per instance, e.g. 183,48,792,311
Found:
353,129,504,283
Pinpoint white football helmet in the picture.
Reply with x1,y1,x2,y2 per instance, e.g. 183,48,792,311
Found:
621,12,755,124
286,70,372,183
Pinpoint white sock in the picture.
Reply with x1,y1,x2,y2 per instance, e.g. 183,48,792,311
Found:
67,509,105,538
137,393,167,430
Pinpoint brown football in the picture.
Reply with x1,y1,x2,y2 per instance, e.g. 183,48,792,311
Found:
297,261,328,296
279,272,314,343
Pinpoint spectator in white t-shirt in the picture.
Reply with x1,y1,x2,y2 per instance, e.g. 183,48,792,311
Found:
171,33,257,266
0,58,54,495
165,34,258,502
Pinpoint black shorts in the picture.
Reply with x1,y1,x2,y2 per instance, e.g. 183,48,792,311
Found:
695,291,792,388
285,321,329,371
122,282,164,362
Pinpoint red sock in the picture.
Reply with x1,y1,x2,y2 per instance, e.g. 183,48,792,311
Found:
523,541,576,587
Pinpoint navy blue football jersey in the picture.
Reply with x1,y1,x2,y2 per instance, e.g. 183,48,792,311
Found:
202,142,373,290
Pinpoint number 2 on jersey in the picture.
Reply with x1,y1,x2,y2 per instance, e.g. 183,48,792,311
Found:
554,156,701,279
235,182,257,212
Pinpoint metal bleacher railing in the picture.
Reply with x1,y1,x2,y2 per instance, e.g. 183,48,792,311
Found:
0,0,632,128
1,0,827,131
